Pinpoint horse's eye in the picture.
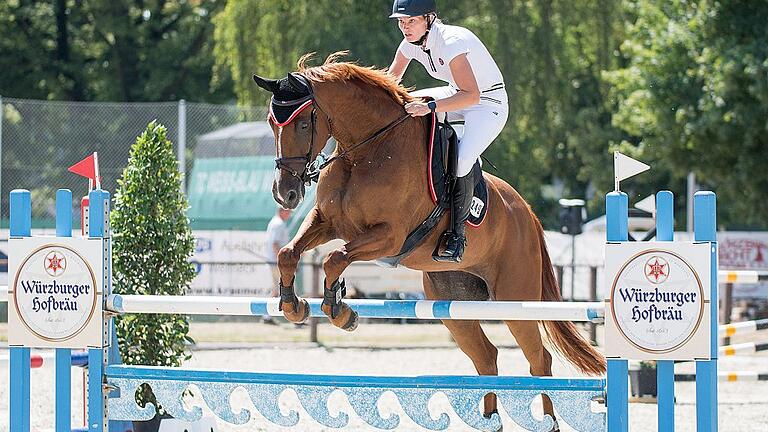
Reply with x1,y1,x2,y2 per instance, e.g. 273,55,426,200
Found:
299,121,309,131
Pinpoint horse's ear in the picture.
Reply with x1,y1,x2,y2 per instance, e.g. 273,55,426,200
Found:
287,73,310,93
252,74,280,93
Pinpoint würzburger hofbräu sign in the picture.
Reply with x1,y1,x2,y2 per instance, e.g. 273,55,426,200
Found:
605,242,712,360
9,237,105,349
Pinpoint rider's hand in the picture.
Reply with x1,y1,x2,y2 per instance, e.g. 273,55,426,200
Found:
404,101,431,117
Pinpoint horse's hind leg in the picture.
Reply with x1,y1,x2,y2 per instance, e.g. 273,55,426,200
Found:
442,320,500,417
423,272,500,418
504,320,556,427
493,271,558,429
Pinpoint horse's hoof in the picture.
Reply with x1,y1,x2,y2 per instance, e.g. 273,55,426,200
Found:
323,302,358,331
549,419,559,432
484,410,502,432
283,298,310,324
341,309,358,332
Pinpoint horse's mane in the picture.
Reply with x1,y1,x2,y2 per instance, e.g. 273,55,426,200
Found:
297,51,413,105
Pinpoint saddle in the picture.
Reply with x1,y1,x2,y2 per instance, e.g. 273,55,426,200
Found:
376,113,489,268
428,114,489,225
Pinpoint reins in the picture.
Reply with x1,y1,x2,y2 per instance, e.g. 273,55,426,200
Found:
306,112,411,181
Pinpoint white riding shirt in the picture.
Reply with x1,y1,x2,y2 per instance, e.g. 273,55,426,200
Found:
397,21,509,177
397,21,506,99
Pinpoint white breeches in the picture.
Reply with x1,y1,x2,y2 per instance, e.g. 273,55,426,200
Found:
411,86,509,177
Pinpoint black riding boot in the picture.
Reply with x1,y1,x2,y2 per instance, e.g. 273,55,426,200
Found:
436,172,474,262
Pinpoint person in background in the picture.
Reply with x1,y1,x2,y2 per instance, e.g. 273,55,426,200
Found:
264,207,292,324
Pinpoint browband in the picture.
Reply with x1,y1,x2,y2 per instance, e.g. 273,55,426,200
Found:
269,97,313,127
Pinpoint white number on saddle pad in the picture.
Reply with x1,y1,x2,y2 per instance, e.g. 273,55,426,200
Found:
470,197,484,218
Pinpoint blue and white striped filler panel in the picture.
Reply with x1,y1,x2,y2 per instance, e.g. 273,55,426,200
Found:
719,318,768,337
719,270,768,284
675,372,768,382
719,341,768,357
107,295,604,322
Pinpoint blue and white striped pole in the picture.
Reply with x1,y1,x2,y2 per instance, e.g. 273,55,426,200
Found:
694,191,718,432
55,189,73,432
655,191,675,432
10,189,32,432
108,295,604,322
606,191,629,432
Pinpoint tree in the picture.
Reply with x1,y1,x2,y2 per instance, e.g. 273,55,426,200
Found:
214,0,403,106
0,0,232,102
111,121,195,369
446,0,628,223
606,0,768,227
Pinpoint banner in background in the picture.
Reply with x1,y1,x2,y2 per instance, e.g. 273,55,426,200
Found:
1,230,765,300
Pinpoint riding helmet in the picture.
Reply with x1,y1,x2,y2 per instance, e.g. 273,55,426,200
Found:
389,0,437,18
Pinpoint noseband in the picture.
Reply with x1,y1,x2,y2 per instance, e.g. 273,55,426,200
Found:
270,74,411,186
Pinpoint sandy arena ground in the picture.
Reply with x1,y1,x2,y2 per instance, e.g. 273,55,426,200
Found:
1,322,766,431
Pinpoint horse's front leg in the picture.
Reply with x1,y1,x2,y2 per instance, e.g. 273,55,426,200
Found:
321,223,396,331
278,207,334,323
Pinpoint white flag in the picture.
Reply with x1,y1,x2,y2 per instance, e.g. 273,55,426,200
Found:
614,152,650,190
634,194,656,214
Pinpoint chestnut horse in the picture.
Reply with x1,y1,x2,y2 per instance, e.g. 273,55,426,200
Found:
253,53,605,423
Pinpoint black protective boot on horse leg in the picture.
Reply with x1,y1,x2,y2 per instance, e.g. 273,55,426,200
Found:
434,171,474,262
278,277,310,323
322,278,359,331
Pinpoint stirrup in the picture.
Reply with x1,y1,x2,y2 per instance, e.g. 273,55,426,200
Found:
432,231,465,263
431,230,453,261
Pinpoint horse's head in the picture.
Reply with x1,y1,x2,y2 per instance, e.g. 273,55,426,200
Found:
253,72,332,209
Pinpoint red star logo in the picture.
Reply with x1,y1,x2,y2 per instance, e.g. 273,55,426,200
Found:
45,252,66,276
47,255,63,272
645,257,668,283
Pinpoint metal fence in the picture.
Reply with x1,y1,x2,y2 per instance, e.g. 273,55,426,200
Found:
0,96,270,226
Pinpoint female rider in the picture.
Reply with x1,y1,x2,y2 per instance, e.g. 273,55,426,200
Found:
388,0,509,263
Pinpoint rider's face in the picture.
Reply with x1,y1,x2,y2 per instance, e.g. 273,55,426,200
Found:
398,16,428,43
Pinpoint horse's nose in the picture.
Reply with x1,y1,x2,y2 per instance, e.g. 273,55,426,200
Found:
287,190,298,205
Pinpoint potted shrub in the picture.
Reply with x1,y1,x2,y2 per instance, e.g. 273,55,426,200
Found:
111,121,196,431
630,361,657,398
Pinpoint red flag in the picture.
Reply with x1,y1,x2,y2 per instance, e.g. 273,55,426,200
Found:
68,153,96,179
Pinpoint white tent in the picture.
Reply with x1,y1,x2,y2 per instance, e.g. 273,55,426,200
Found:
195,122,275,158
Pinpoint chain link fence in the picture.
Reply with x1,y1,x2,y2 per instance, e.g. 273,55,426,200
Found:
0,96,269,227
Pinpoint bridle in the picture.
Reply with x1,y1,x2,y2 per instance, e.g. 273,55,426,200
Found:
270,91,332,185
270,74,411,185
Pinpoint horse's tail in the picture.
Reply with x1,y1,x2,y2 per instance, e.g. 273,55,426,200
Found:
534,216,607,375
